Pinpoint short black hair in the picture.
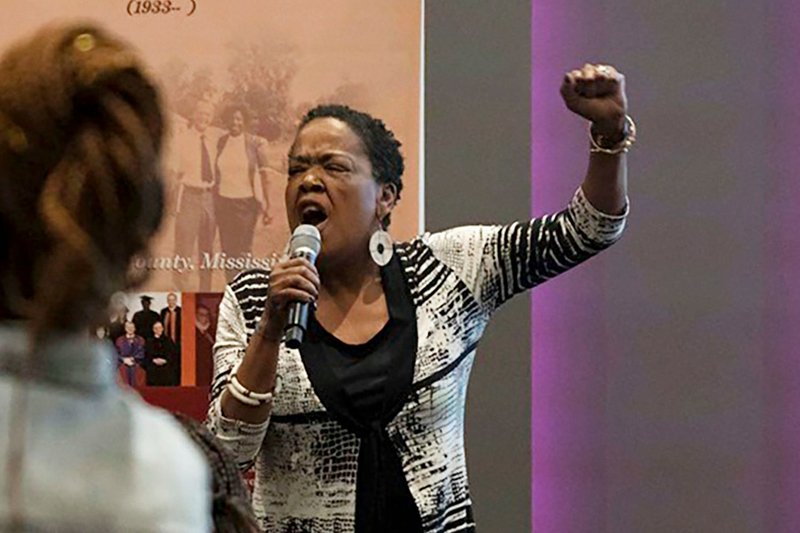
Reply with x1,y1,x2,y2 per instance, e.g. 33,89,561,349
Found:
298,104,404,226
221,102,251,129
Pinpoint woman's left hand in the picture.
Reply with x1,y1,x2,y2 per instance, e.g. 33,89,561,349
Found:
560,63,628,137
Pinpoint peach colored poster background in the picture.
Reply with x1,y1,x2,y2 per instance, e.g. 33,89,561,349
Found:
0,1,420,402
0,0,421,293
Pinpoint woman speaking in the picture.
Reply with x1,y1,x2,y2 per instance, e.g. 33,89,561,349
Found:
208,63,633,532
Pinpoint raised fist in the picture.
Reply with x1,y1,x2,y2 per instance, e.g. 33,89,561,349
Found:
560,63,628,137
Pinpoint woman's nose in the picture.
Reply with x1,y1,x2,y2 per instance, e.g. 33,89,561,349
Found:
299,172,325,193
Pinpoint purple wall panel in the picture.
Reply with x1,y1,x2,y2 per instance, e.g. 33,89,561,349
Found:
532,1,798,532
764,2,800,531
531,2,611,531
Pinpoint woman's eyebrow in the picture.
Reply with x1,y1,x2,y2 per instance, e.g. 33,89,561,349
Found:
289,152,355,164
319,152,355,163
288,154,313,164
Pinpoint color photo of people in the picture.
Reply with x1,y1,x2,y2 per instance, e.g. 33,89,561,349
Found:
97,291,227,393
98,292,183,389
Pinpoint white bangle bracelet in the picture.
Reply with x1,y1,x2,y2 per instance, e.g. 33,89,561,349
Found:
226,382,262,406
230,374,281,403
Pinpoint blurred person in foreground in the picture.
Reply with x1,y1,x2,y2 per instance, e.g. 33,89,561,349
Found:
0,23,210,531
208,63,634,531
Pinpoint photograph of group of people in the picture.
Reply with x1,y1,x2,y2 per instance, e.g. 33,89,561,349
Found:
164,98,283,292
98,292,183,387
96,291,225,391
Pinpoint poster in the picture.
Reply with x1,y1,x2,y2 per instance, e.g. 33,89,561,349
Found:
1,0,422,416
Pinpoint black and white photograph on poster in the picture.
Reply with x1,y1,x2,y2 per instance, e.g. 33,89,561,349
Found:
0,0,422,293
0,0,422,420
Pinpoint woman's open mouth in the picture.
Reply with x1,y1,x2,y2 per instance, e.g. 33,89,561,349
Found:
299,204,329,227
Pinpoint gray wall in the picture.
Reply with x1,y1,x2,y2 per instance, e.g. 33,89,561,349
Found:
426,2,531,532
428,1,797,532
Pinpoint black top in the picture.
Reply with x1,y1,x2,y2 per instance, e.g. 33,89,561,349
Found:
144,335,180,387
132,309,160,339
300,254,423,533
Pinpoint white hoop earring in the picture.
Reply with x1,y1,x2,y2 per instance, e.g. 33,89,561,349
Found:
369,217,393,267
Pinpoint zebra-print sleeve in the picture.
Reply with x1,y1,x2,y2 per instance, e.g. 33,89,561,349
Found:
426,187,627,313
205,285,269,469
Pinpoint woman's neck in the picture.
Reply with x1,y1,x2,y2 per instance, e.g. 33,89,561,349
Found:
318,251,381,298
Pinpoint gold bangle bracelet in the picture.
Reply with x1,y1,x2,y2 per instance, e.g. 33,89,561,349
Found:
589,115,637,155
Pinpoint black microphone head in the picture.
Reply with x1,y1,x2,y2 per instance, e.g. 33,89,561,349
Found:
289,224,322,261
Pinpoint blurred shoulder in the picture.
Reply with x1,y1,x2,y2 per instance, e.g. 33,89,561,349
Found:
125,398,211,529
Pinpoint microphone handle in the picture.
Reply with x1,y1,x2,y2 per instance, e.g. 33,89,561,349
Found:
283,248,316,349
284,306,308,349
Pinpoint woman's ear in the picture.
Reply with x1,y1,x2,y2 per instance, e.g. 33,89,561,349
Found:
376,182,398,220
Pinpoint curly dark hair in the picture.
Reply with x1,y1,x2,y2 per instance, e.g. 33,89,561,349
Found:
0,23,165,340
297,104,404,226
220,101,252,131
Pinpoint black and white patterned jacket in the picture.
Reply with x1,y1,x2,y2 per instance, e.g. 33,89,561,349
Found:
207,188,627,532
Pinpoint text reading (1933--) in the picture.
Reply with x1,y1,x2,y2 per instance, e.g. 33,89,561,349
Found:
126,0,197,17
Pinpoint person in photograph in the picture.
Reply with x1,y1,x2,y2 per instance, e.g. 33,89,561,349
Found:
173,99,219,291
160,291,182,346
208,63,633,531
214,103,271,282
132,294,160,340
196,302,216,387
107,301,129,344
94,326,107,341
0,23,209,530
115,320,146,387
145,321,180,386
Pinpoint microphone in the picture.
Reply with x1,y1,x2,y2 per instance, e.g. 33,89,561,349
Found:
284,224,322,349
